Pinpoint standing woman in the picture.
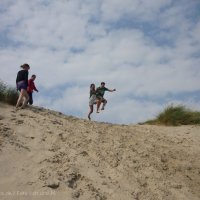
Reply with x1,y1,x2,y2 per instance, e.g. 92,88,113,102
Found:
88,83,97,120
16,63,30,109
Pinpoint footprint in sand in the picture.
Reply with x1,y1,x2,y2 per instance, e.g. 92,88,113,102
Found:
16,120,24,125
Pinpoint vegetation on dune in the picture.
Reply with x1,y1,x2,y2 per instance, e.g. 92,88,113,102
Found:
143,105,200,126
1,80,200,126
0,80,19,105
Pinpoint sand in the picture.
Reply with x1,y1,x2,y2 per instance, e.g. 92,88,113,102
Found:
0,102,200,200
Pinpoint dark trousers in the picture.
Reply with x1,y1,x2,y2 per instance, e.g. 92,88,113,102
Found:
28,92,33,105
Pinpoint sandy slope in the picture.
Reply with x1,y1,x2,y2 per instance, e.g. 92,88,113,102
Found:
0,102,200,200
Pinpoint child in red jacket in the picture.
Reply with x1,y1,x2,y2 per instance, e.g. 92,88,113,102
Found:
27,74,39,105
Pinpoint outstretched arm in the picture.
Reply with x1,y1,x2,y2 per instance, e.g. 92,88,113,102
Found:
108,88,116,92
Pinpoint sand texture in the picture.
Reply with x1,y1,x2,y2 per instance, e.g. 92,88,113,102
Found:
0,103,200,200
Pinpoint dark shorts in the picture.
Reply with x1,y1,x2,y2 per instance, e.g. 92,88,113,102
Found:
96,96,107,102
17,81,27,91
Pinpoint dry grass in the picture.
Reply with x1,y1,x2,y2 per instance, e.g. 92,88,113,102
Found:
0,80,19,105
142,105,200,126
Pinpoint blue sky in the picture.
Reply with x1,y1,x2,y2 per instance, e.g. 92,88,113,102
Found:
0,0,200,124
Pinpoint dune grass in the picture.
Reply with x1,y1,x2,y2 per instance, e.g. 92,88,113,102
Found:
1,79,200,126
0,80,19,105
143,105,200,126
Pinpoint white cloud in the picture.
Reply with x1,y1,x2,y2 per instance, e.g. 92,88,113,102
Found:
100,0,173,22
192,22,200,43
0,0,200,124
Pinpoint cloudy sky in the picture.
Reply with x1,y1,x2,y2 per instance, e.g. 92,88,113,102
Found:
1,0,200,124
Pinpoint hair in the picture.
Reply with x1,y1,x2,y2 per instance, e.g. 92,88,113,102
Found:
31,74,36,78
101,82,105,85
90,83,95,88
20,63,30,69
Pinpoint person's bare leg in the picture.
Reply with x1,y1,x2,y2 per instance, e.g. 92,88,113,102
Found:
96,100,101,113
21,90,29,108
101,100,107,110
16,91,24,108
88,105,93,120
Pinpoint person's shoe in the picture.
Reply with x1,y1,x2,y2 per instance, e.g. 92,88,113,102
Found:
20,105,26,109
88,115,91,120
101,107,104,110
96,110,100,113
15,107,20,111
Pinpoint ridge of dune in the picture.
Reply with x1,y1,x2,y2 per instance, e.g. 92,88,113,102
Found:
0,102,200,200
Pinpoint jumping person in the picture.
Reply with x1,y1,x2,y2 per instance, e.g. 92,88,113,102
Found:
16,63,30,109
27,74,38,105
96,82,116,113
88,83,97,120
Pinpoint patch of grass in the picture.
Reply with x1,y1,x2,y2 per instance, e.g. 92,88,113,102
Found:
0,81,6,101
0,80,19,105
142,105,200,126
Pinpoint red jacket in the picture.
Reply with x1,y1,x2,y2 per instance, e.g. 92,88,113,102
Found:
27,79,38,93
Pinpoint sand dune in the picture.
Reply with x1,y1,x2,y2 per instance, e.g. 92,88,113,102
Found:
0,102,200,200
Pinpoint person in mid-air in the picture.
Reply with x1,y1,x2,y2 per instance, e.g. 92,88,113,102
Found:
95,82,116,113
88,83,97,120
16,63,30,109
27,74,39,105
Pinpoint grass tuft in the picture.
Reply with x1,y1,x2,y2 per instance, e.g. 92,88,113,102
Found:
0,80,19,105
142,105,200,126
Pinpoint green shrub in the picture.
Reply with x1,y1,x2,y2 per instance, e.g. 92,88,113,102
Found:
0,81,6,101
142,105,200,126
0,80,19,105
4,87,19,105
